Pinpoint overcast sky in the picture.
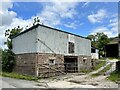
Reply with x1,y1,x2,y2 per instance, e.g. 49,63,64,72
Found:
0,0,119,49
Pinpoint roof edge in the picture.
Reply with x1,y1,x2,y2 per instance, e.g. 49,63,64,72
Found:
11,24,89,41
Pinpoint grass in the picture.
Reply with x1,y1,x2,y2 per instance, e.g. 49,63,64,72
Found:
93,61,106,71
108,57,120,60
100,57,120,61
80,61,106,74
107,71,120,83
91,64,112,77
0,72,39,81
80,69,92,73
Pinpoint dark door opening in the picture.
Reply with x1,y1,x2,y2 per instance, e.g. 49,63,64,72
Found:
64,56,78,73
105,44,118,57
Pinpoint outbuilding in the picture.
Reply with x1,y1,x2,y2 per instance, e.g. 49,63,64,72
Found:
12,24,91,77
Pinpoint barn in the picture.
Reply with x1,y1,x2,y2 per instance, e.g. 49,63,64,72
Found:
105,37,119,58
12,24,91,77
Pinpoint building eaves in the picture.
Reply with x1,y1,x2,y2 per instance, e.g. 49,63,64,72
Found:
11,24,89,40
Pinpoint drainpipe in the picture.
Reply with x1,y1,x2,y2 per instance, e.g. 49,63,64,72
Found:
36,53,39,77
35,28,39,77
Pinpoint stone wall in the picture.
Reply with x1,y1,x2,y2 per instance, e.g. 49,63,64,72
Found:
14,53,65,77
13,53,37,76
78,55,92,71
37,53,65,77
14,53,92,77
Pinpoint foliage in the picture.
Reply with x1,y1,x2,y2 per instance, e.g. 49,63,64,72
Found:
91,64,112,77
0,72,38,81
107,71,120,83
33,17,40,26
80,68,92,73
93,61,106,71
2,49,15,72
0,48,3,58
5,26,23,50
2,26,23,72
87,32,110,57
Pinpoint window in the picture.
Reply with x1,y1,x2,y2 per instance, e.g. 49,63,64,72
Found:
91,48,96,53
83,57,87,63
68,42,74,53
49,59,55,65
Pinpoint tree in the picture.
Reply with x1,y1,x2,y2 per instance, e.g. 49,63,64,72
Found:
87,32,110,57
0,47,2,58
0,48,3,71
2,49,15,72
2,26,23,72
86,34,97,47
5,26,23,49
33,17,40,26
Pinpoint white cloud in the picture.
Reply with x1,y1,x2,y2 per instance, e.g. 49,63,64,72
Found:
88,9,106,24
37,2,78,26
64,21,84,29
82,2,89,7
90,25,118,38
64,22,77,29
0,1,17,26
0,2,78,49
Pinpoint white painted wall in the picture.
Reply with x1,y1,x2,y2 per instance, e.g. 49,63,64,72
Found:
91,49,99,59
12,25,91,56
36,26,91,56
12,28,37,54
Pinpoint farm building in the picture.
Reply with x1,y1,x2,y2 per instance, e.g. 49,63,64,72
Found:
12,24,91,77
91,47,99,60
105,37,119,58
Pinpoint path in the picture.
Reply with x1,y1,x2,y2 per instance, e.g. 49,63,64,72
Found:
38,59,118,88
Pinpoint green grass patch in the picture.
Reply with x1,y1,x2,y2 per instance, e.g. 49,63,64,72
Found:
0,72,38,81
107,71,120,83
80,69,93,73
93,61,106,71
92,64,112,77
108,57,120,60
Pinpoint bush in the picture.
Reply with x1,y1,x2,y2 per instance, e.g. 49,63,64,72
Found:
2,49,15,72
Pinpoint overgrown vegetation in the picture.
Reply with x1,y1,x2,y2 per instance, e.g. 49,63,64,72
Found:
107,71,120,83
2,49,15,72
2,17,40,73
93,61,106,71
0,48,3,71
0,72,38,81
92,64,112,77
86,32,110,57
2,26,22,72
80,68,93,73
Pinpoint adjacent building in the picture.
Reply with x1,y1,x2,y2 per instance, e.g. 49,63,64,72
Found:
105,37,119,58
91,47,99,60
12,24,91,77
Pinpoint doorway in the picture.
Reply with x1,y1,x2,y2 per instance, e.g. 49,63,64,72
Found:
64,56,78,73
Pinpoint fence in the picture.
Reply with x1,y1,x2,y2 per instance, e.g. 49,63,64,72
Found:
38,63,78,78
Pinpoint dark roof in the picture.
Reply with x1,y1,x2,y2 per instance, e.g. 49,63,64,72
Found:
11,24,88,40
107,37,119,45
